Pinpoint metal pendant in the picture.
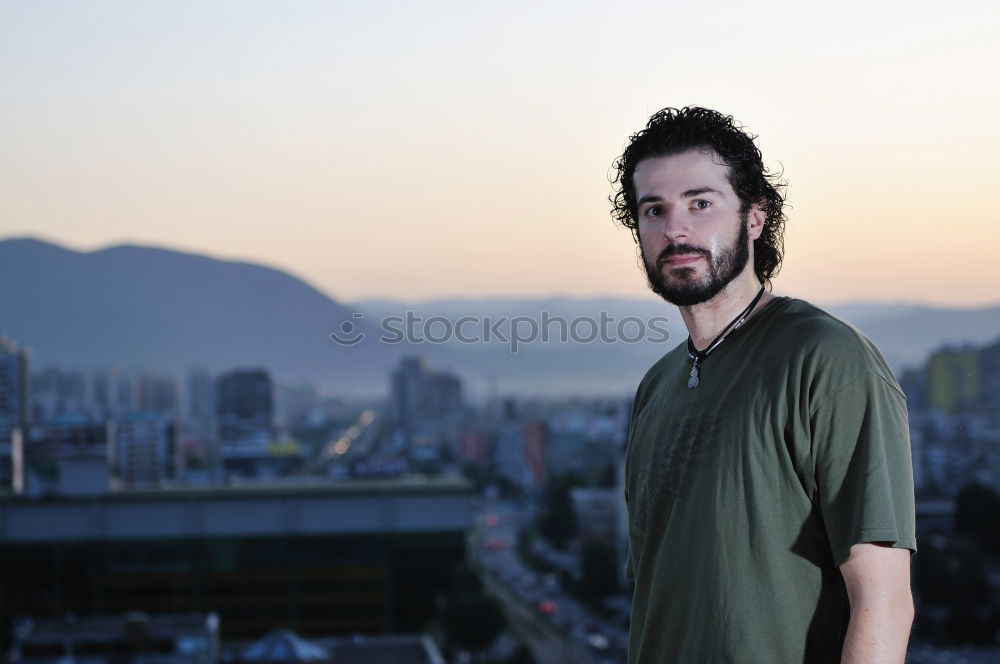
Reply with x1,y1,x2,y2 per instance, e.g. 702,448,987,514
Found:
687,364,700,389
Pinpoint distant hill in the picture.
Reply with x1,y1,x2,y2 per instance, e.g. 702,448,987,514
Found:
824,302,1000,370
354,296,685,395
0,237,445,396
357,295,1000,390
2,237,998,398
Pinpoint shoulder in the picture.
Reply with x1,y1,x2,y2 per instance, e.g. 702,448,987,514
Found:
631,340,687,414
774,298,891,368
774,298,868,343
768,297,904,403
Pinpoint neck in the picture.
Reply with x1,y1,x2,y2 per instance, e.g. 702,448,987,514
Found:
679,271,773,352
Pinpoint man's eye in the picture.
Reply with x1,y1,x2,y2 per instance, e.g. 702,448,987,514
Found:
645,206,662,217
693,200,712,210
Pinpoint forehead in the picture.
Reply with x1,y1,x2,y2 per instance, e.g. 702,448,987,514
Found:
632,150,734,198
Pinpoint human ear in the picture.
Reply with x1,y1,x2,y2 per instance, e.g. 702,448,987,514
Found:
748,201,766,241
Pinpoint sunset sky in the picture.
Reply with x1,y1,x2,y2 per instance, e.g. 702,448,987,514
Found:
2,0,998,307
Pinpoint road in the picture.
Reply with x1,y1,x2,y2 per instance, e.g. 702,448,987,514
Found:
474,500,627,664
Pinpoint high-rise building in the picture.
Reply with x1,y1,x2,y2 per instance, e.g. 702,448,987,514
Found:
32,366,88,421
115,412,177,485
422,372,462,419
186,368,216,440
926,347,980,414
458,428,488,463
390,356,427,430
978,338,1000,416
0,335,30,491
522,419,546,486
134,371,180,415
89,368,114,418
90,368,136,418
899,367,927,413
389,356,463,444
216,369,274,451
544,409,621,482
275,382,319,429
0,335,30,443
570,487,619,542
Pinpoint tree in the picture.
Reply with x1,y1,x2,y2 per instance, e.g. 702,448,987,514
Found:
537,473,579,549
579,539,619,601
954,482,1000,554
596,461,616,488
945,547,999,645
913,540,952,606
443,592,504,653
441,564,504,654
501,644,536,664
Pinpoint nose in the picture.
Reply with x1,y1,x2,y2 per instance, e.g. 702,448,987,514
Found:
658,204,689,243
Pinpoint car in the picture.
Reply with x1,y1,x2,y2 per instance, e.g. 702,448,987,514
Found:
587,633,610,650
538,599,558,615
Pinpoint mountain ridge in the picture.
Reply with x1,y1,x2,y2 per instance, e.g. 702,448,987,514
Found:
3,236,997,396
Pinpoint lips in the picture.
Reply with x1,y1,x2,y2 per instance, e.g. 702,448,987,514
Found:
660,254,703,267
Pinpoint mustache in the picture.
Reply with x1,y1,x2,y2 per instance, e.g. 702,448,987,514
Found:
656,244,709,267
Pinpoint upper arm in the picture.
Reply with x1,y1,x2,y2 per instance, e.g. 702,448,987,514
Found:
839,542,913,611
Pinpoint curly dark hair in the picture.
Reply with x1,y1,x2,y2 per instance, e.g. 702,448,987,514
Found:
610,106,787,287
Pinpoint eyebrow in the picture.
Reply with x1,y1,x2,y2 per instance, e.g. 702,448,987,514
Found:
682,187,724,198
637,187,725,206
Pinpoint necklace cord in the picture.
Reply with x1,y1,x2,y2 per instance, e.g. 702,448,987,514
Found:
687,286,767,362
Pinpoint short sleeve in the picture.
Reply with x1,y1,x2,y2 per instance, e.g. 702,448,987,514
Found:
624,488,635,583
810,371,917,567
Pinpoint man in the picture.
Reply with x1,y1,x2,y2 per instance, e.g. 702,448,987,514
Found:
612,107,916,663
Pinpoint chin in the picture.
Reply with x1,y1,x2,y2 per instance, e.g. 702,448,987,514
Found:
663,270,701,287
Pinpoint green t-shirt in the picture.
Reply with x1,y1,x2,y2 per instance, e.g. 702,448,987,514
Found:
624,296,917,664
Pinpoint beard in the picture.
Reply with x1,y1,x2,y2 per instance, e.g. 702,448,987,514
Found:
642,213,751,307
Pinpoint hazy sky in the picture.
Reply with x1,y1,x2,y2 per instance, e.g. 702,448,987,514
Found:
2,0,998,306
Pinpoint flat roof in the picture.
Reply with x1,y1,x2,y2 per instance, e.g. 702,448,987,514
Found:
0,475,475,542
0,474,473,505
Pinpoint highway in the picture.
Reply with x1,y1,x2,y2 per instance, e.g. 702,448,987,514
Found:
473,500,627,664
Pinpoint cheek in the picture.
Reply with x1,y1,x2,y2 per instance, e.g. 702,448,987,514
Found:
638,230,662,259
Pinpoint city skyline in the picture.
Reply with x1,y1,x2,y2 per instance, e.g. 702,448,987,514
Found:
2,1,999,306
